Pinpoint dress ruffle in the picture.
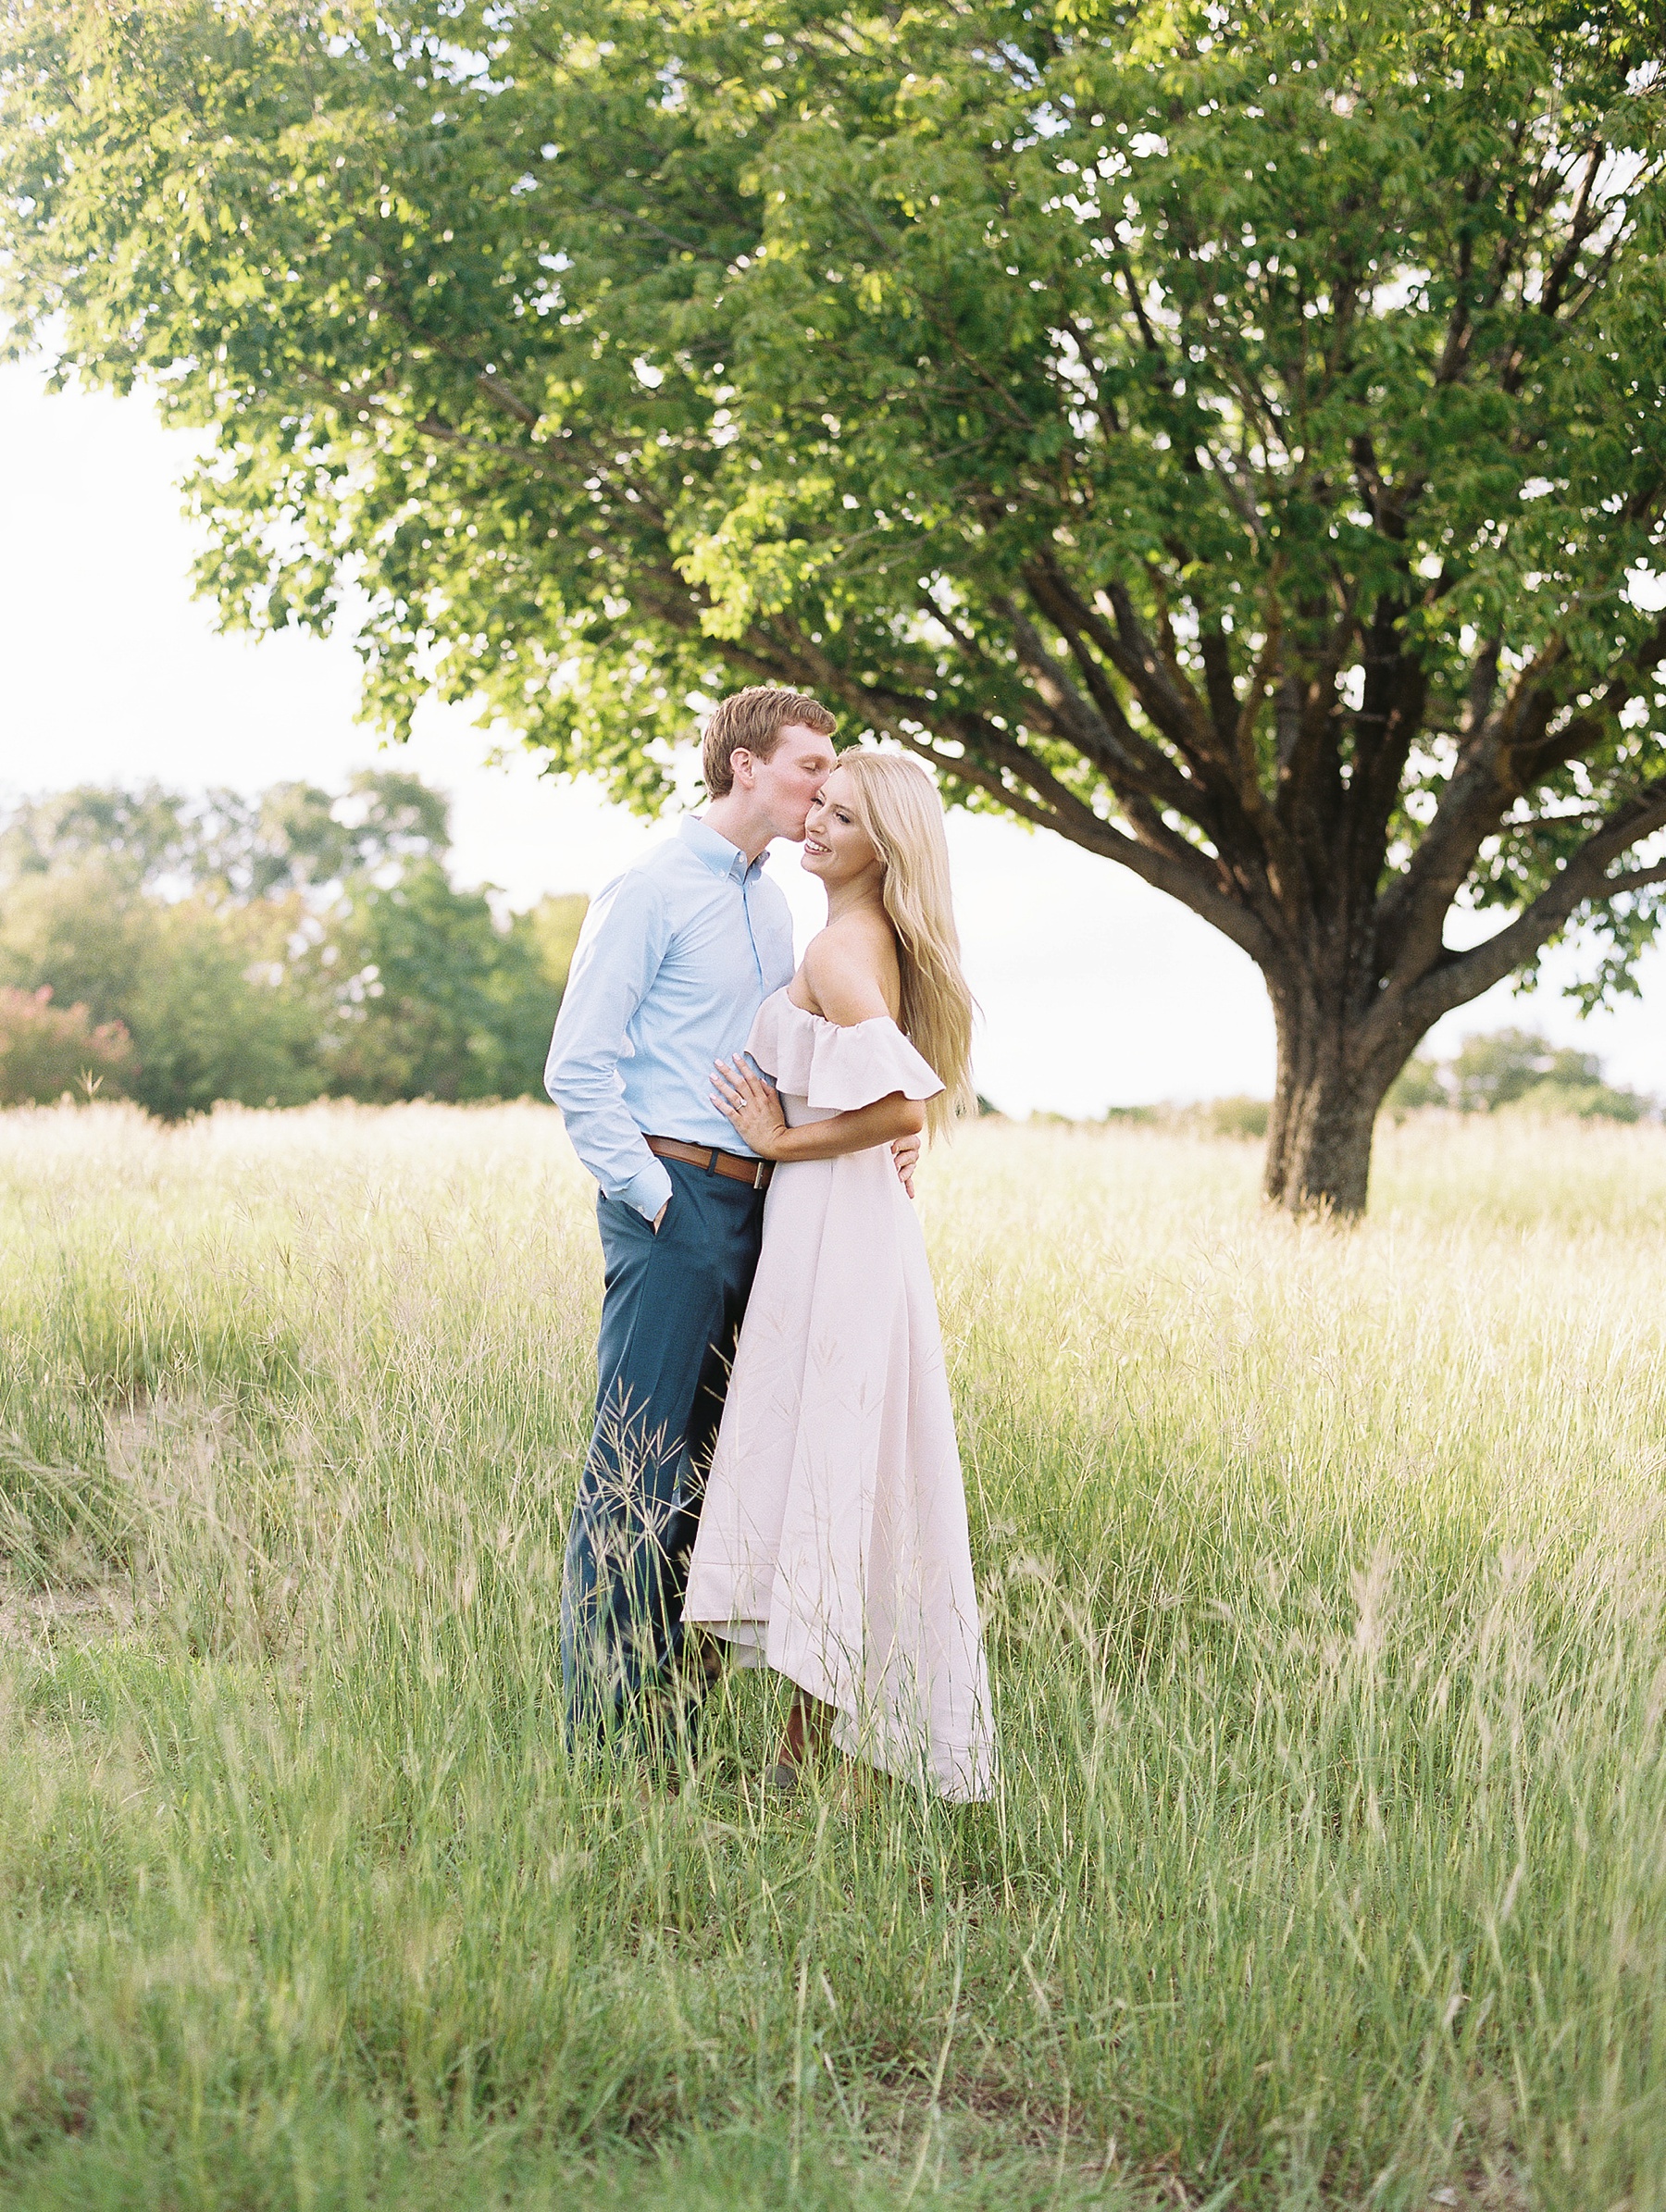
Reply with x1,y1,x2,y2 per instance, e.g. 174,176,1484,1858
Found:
745,992,944,1112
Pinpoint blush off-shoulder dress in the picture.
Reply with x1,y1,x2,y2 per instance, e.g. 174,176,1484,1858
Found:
682,988,996,1801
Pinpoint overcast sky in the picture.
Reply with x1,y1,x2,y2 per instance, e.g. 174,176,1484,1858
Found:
3,356,1662,1112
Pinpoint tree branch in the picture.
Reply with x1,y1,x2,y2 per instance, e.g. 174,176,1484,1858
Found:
1603,859,1666,896
1373,636,1572,987
1393,776,1666,1036
1010,570,1212,818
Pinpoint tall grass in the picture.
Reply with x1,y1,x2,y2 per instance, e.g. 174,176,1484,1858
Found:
2,1100,1664,2209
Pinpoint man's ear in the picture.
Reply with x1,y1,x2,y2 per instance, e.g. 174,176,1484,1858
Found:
728,746,756,790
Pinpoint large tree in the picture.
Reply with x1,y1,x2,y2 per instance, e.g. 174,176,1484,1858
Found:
5,0,1664,1210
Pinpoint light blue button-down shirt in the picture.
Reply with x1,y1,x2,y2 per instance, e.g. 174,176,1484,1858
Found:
544,816,796,1221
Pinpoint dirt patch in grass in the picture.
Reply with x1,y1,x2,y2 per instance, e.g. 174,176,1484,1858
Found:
0,1572,131,1655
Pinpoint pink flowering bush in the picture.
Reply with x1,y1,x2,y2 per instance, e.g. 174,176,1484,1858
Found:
0,984,134,1105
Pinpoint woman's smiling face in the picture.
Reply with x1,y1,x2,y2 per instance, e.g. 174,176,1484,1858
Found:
800,766,880,888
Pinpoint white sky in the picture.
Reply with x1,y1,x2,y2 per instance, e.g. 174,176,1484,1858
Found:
2,358,1661,1111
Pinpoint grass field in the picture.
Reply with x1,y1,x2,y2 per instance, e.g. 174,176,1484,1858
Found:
2,1101,1665,2211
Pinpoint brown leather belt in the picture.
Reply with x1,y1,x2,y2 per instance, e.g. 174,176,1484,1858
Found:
646,1134,774,1191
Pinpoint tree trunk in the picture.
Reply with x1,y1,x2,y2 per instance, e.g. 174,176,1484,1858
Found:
1262,986,1403,1220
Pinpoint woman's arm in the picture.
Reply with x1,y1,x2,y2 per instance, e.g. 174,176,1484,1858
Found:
711,1059,924,1162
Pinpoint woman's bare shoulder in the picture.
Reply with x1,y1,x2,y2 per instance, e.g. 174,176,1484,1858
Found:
802,913,900,1025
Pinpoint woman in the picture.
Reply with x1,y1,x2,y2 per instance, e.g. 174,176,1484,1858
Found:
681,752,995,1802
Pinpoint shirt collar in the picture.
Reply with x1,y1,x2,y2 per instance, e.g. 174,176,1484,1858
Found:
680,814,766,885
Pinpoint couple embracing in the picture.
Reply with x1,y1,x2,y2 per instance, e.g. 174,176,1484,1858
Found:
545,687,994,1802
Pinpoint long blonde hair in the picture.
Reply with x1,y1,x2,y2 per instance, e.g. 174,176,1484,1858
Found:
834,752,976,1140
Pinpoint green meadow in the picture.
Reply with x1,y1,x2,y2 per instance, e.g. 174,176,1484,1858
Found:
2,1102,1664,2210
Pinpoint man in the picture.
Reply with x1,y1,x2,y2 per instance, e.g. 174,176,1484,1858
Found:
545,687,919,1748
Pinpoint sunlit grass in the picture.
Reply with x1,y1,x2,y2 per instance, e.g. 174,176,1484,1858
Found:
2,1100,1664,2209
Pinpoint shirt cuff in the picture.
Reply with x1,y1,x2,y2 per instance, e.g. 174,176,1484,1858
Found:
619,1158,675,1222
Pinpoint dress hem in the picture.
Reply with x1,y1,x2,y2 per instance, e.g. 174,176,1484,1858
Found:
697,1615,995,1803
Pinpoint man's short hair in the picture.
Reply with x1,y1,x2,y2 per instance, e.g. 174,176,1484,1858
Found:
702,687,837,799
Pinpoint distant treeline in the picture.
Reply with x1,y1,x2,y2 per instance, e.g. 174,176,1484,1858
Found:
1385,1028,1655,1123
0,777,585,1115
1093,1028,1656,1139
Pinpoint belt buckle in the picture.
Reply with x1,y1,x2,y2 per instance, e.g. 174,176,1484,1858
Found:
753,1160,767,1190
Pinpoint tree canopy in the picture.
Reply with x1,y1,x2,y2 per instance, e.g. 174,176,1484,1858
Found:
4,0,1664,1203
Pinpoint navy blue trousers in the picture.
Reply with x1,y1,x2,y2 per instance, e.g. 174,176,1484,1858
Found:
560,1156,765,1743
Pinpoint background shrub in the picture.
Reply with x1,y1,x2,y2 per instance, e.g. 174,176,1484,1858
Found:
0,985,133,1106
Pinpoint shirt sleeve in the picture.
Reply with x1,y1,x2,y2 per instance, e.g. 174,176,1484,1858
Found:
543,871,676,1221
